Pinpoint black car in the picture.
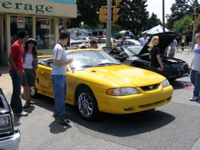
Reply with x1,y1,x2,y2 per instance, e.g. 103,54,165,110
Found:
0,84,20,149
110,33,190,81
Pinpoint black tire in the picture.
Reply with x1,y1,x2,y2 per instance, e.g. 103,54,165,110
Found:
81,46,86,49
76,88,99,120
30,86,39,98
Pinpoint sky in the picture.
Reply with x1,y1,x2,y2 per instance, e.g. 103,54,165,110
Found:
146,0,175,22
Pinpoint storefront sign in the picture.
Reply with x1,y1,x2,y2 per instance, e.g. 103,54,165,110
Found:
41,19,50,29
0,1,53,14
17,16,25,28
0,0,77,18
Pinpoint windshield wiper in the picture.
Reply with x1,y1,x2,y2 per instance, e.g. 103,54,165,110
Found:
81,65,94,68
96,63,120,67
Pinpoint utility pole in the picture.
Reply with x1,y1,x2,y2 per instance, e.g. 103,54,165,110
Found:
192,1,197,48
106,0,112,52
162,0,165,33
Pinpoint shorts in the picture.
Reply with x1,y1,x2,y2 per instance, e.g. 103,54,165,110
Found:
22,69,35,87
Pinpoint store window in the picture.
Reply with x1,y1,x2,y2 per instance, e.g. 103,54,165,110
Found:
36,18,55,50
10,16,32,44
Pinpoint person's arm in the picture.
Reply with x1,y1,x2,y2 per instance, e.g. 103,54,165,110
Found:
53,58,73,66
156,54,164,71
8,46,22,76
53,47,73,66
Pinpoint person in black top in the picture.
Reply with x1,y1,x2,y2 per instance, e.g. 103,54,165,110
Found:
148,36,164,73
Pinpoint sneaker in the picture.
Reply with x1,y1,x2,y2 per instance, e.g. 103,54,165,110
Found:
190,97,199,101
15,111,28,116
59,119,70,126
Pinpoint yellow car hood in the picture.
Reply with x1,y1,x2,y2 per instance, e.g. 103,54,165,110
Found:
76,65,166,87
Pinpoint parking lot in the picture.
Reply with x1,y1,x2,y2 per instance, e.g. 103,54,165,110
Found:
1,51,200,150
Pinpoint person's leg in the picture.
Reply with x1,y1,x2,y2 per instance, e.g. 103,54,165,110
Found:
193,71,200,98
190,70,195,86
27,71,36,104
150,66,160,74
51,75,67,119
24,86,31,102
10,71,23,113
181,43,184,51
22,72,31,108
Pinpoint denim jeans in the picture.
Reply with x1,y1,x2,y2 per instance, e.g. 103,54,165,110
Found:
51,75,67,119
190,70,200,97
9,71,23,113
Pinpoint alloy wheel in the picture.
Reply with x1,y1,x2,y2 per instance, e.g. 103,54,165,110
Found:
78,92,93,118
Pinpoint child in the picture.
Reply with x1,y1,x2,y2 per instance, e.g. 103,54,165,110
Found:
190,33,200,101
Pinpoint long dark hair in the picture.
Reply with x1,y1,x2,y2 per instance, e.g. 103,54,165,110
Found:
24,42,37,58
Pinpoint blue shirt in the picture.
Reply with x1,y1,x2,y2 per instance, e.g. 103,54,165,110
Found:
51,43,67,75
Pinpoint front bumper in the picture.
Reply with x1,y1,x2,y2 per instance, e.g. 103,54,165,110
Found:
0,130,20,150
96,85,173,114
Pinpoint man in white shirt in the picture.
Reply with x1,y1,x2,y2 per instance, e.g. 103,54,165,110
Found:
51,32,73,126
139,33,149,46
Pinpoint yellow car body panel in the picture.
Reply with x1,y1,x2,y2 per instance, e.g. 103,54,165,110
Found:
35,51,173,114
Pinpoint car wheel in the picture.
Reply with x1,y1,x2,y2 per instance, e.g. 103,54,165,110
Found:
30,86,38,98
77,88,99,120
81,46,86,49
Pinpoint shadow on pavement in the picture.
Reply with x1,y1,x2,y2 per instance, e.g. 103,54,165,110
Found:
30,90,175,137
170,80,193,90
68,107,175,137
49,118,71,134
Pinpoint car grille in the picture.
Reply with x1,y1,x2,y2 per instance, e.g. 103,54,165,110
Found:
140,83,160,91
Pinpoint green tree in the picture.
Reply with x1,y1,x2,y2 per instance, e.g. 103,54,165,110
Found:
117,0,149,32
68,0,106,28
166,0,200,29
172,15,191,34
148,13,161,28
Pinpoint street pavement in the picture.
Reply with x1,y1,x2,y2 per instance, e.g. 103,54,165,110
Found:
1,50,200,150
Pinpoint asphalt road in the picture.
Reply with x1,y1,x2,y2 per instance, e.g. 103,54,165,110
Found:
1,50,200,150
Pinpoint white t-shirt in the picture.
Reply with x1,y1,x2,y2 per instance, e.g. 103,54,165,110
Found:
51,43,67,75
139,37,148,46
24,54,33,69
192,44,200,71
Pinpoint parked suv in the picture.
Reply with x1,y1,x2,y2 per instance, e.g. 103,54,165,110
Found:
0,87,20,149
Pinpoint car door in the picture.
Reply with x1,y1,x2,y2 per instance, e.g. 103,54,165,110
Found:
66,65,75,105
36,64,53,97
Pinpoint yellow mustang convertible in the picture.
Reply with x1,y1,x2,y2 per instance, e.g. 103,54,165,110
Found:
31,49,173,120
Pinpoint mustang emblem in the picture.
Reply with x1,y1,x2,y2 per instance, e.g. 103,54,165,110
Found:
149,85,154,90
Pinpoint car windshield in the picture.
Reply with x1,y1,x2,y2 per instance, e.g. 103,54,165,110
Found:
67,50,120,71
124,46,143,55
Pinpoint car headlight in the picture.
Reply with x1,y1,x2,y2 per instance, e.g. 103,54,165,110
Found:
0,116,10,127
107,87,139,96
0,115,12,134
162,79,170,87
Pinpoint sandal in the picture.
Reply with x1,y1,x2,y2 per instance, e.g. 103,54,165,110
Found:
23,101,30,108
